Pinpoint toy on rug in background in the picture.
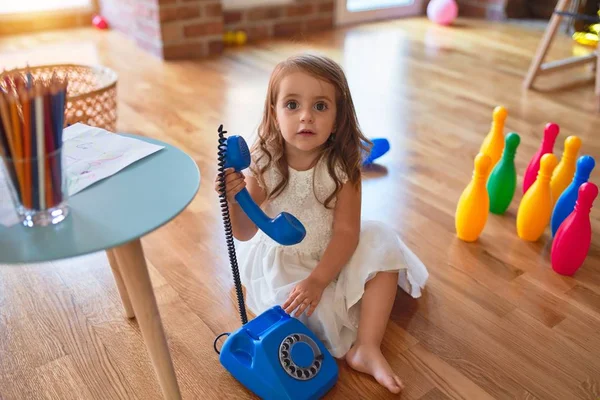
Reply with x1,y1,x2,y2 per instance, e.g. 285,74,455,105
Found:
572,29,599,46
479,105,508,169
224,30,248,46
550,135,582,205
551,182,598,276
551,155,596,236
455,152,492,242
523,122,559,194
92,15,108,30
516,153,558,242
572,9,599,47
487,132,520,215
362,138,390,166
426,0,458,25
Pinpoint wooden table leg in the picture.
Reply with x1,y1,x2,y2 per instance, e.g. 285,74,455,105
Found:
106,249,135,319
114,239,182,400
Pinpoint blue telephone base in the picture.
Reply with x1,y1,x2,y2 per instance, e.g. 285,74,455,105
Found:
219,306,338,400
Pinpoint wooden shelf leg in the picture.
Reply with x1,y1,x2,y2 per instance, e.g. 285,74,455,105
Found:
114,239,182,400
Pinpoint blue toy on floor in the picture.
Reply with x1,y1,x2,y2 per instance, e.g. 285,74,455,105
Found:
362,138,390,165
214,125,339,400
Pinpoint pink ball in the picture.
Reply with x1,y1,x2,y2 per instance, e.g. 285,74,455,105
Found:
427,0,458,26
92,15,108,30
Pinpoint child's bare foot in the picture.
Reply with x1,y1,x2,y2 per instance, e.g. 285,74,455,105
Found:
345,343,404,394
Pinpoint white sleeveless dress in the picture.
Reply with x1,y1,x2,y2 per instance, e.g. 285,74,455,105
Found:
235,154,429,358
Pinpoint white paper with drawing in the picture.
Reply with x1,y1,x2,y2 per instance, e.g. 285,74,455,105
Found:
63,123,164,196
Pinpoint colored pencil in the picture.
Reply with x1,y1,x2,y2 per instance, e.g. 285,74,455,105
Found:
34,82,45,210
0,104,19,200
43,89,55,207
19,89,31,209
0,94,14,158
9,95,26,200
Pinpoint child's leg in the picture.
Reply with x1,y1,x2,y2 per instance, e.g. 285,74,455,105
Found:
345,271,404,394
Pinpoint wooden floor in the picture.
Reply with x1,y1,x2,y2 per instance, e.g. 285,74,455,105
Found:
1,17,600,400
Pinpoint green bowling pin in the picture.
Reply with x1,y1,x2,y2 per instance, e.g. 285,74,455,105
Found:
487,132,520,214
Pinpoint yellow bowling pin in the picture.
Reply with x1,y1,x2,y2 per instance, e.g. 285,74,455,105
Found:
516,153,558,241
551,135,581,204
456,153,492,242
480,106,508,168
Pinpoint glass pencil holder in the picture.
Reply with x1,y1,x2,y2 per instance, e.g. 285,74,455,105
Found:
2,148,69,227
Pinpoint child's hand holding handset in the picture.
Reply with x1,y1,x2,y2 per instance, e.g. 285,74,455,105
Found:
215,168,246,204
214,166,267,242
282,276,327,317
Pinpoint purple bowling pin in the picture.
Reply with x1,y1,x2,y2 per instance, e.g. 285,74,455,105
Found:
523,123,559,194
551,182,598,276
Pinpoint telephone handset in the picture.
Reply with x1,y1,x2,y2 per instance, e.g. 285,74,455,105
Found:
223,134,306,246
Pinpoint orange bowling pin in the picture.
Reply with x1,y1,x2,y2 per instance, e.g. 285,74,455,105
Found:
456,153,492,242
516,153,558,241
551,135,581,204
479,106,507,168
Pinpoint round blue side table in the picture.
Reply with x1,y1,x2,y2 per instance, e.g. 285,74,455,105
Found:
0,133,200,400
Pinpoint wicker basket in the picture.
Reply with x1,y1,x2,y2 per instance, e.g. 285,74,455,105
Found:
0,64,118,132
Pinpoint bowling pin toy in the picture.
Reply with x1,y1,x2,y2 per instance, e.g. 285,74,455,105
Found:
479,106,508,168
523,123,560,194
551,155,596,236
516,153,558,241
487,132,520,215
551,182,598,276
551,135,582,205
456,153,492,242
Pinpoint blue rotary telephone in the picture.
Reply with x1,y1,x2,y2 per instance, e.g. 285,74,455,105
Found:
215,125,338,400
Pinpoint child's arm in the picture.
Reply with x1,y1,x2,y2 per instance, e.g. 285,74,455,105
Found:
215,168,267,241
310,179,362,286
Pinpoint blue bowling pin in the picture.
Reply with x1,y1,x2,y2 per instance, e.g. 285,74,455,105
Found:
551,155,596,236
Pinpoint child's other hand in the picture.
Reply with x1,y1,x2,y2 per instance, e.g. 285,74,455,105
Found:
282,277,326,317
214,168,246,203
